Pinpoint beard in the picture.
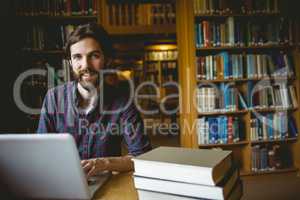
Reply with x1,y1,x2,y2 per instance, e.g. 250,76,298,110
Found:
73,68,100,89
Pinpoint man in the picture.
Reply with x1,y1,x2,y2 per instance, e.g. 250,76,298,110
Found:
37,23,151,178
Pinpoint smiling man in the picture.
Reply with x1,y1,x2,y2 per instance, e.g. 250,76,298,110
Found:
37,23,151,178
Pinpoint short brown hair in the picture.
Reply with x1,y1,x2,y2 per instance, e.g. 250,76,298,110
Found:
65,23,113,60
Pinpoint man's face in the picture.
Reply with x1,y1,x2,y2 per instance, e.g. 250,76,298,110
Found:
70,37,104,87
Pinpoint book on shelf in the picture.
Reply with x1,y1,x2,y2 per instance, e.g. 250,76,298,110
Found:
161,61,178,83
145,50,178,61
13,0,98,16
46,62,71,87
137,179,243,200
196,52,244,80
251,145,269,171
134,165,239,200
289,85,298,108
251,144,292,172
196,52,295,81
193,0,279,16
197,83,246,113
21,61,48,109
250,113,298,141
197,116,244,145
247,82,298,109
62,59,71,83
246,52,295,79
296,21,300,46
242,0,279,14
132,146,233,186
106,2,175,27
288,116,299,138
21,24,82,51
195,17,292,47
193,0,238,15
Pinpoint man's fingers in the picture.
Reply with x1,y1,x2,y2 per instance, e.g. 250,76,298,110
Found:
82,161,91,168
81,159,99,178
81,160,88,166
83,162,93,171
87,165,97,178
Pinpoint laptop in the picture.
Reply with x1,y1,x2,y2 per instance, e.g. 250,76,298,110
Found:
0,134,111,200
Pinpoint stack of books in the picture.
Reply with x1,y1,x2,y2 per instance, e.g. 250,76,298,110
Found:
132,146,242,200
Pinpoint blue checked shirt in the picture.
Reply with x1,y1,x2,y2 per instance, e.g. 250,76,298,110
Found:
37,81,151,159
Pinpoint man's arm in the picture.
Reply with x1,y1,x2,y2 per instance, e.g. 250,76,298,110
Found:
82,101,151,177
37,90,56,133
81,155,134,178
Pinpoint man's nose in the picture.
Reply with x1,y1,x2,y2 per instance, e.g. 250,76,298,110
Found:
81,57,90,70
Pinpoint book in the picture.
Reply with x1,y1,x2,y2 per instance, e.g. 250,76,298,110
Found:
134,166,238,200
251,144,293,172
250,113,298,141
137,179,243,200
133,146,233,186
195,18,293,47
197,116,242,145
13,0,97,16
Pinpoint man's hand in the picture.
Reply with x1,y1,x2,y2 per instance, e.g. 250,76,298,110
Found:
81,158,108,178
81,155,134,178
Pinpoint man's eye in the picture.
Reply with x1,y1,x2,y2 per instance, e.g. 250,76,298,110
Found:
72,55,81,60
90,54,100,59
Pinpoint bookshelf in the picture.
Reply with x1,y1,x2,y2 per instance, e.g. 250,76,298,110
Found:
96,0,180,145
12,0,100,132
176,0,300,176
140,44,180,144
100,0,176,35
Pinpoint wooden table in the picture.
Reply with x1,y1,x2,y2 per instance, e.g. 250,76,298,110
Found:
93,172,138,200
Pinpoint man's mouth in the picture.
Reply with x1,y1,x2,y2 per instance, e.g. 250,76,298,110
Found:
81,73,95,80
82,73,91,78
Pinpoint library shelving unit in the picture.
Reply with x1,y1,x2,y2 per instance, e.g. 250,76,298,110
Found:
12,0,100,132
96,0,180,146
139,44,180,146
176,0,300,176
99,0,176,35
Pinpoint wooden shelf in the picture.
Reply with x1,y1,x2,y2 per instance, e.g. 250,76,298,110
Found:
196,45,293,51
195,13,280,19
241,167,298,176
145,59,178,62
108,0,175,4
21,49,65,55
250,137,298,145
197,78,247,83
247,76,295,81
145,70,159,74
197,76,295,83
198,110,248,116
250,107,297,113
199,141,249,148
106,25,176,35
17,15,97,21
